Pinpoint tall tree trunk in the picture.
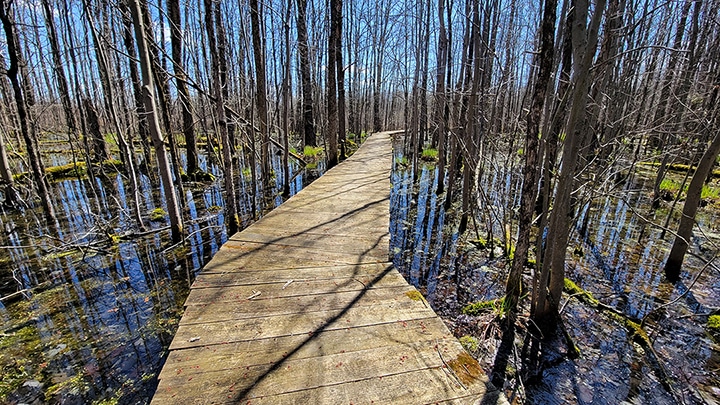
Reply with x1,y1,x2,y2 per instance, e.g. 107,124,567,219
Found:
205,0,239,234
130,0,183,242
326,0,340,168
296,0,316,147
83,0,146,231
41,0,76,134
664,89,720,282
434,0,449,194
458,0,481,235
118,0,152,175
249,0,270,188
533,0,605,334
168,0,198,176
140,0,186,206
282,3,291,197
506,0,557,316
650,1,692,209
0,0,56,223
335,0,346,159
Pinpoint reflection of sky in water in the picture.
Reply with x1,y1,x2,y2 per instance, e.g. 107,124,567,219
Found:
390,140,719,404
0,144,319,403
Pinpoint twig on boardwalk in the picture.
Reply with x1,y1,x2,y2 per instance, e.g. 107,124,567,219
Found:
435,339,467,390
247,290,261,300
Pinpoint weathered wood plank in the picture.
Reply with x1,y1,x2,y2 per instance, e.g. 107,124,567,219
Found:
152,132,504,404
195,262,389,278
154,338,485,404
214,239,389,262
170,298,436,349
181,284,419,324
183,267,408,305
160,317,449,377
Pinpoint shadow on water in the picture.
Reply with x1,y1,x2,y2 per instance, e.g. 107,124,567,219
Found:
0,143,325,404
388,136,720,404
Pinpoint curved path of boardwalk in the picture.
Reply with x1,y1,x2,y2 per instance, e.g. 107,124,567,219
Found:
151,131,506,404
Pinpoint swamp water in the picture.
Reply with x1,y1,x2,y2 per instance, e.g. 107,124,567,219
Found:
2,133,718,404
388,137,720,404
0,145,322,404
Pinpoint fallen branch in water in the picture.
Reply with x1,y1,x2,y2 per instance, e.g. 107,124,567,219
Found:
0,281,52,304
563,278,683,404
0,289,30,303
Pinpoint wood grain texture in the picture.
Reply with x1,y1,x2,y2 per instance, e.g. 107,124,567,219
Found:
152,132,507,404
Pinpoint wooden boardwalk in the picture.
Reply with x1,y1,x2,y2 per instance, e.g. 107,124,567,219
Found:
151,132,506,404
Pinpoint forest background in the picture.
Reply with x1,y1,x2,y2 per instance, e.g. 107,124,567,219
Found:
0,0,719,403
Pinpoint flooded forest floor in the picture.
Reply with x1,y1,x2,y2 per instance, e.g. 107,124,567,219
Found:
389,135,720,404
0,132,718,404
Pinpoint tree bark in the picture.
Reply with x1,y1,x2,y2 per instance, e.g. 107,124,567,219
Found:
434,0,449,194
506,0,557,315
249,0,270,186
533,0,605,334
326,0,340,168
335,0,346,159
296,0,316,147
204,0,239,234
664,107,720,281
118,0,152,175
0,0,56,223
168,0,198,176
41,0,76,134
130,0,183,242
83,0,146,231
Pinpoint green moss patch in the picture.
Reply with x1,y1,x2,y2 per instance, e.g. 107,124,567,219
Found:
459,335,479,353
462,297,505,316
303,145,324,159
45,162,87,181
420,148,438,161
149,208,167,222
708,315,720,340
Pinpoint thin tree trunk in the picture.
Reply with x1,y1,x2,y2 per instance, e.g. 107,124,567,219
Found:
249,0,270,188
506,0,557,316
434,0,449,194
533,0,605,334
168,0,199,177
118,0,153,176
130,0,183,242
205,0,239,234
326,0,340,168
282,3,291,197
664,93,720,282
83,0,146,231
140,0,186,207
41,0,75,134
336,0,346,159
296,0,316,147
0,0,56,223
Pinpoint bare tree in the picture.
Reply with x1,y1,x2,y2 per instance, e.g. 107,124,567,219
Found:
0,0,56,223
326,0,341,168
249,0,270,186
664,84,720,282
506,0,557,316
296,0,316,147
130,0,183,241
533,0,606,333
168,0,199,177
204,0,239,234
